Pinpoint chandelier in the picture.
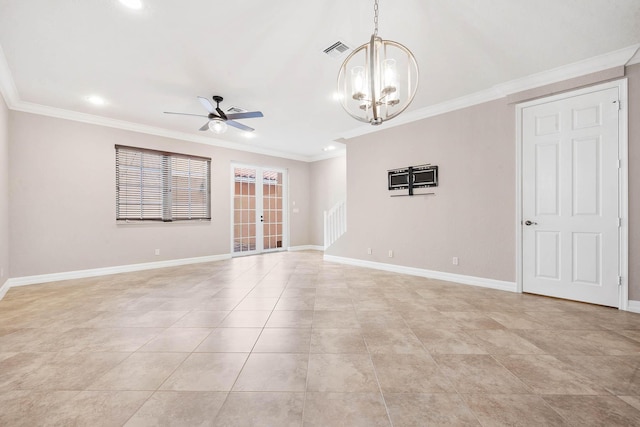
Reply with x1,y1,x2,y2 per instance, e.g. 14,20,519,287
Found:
337,0,419,125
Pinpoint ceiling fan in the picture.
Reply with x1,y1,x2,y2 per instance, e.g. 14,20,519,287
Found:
164,95,263,133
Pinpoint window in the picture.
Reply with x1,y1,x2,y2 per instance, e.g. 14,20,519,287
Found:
115,145,211,221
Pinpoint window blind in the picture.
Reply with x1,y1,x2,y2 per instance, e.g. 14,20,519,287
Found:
115,145,211,221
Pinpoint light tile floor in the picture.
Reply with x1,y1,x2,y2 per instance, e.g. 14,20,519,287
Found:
1,251,640,426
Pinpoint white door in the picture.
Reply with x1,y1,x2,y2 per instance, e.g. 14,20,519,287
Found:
232,165,287,256
521,86,620,307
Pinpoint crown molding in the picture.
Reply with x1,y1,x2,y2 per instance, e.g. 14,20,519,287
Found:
0,42,314,163
308,147,347,162
2,41,638,159
494,44,640,95
10,101,312,162
337,86,504,140
339,43,640,140
628,48,640,66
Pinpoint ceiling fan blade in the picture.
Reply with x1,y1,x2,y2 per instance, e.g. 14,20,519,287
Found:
199,121,210,131
226,120,254,132
164,111,209,118
197,96,216,114
225,111,264,120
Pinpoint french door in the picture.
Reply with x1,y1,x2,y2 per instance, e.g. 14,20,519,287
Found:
520,84,623,307
232,165,287,256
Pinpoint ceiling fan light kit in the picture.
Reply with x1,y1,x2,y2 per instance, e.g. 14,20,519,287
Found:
337,0,419,125
208,118,227,134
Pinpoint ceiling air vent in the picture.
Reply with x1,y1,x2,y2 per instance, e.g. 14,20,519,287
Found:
323,41,350,59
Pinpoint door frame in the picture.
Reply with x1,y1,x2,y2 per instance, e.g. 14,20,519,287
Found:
515,79,629,309
230,162,289,257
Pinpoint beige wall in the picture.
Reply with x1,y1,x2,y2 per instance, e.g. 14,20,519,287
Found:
0,97,8,285
309,155,347,246
5,64,640,300
328,64,640,298
327,99,516,282
8,112,310,277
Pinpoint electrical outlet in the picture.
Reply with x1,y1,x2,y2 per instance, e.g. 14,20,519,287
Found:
367,248,372,255
452,257,459,265
155,249,160,256
388,250,393,258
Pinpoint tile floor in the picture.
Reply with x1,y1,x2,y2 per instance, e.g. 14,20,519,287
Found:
1,251,640,426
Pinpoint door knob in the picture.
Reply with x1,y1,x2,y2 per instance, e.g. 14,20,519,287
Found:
524,220,538,226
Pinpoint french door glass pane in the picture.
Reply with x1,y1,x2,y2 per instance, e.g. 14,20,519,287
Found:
233,167,257,253
263,170,283,250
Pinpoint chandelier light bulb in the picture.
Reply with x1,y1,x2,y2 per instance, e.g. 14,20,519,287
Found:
351,66,367,101
382,59,397,91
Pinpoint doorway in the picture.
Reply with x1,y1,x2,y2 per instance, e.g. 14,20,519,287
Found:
231,164,287,256
517,80,628,308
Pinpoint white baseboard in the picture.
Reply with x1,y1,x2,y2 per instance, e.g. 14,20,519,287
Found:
323,255,517,293
0,254,231,300
0,279,10,300
288,245,324,252
627,300,640,314
5,252,634,311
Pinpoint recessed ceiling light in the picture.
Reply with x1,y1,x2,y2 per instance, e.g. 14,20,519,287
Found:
119,0,143,10
85,95,106,106
323,145,336,152
241,132,256,139
332,92,344,102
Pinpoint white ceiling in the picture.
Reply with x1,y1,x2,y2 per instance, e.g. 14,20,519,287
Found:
0,0,639,161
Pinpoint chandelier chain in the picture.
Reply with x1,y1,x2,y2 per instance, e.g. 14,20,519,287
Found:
373,0,379,36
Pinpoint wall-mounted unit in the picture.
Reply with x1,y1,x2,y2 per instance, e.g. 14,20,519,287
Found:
388,167,410,190
411,164,438,189
388,164,438,196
